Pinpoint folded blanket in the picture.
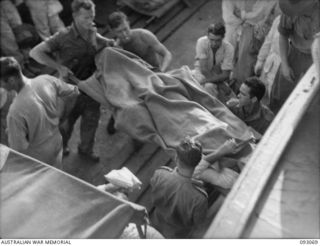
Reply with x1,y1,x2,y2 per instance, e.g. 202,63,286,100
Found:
79,48,254,157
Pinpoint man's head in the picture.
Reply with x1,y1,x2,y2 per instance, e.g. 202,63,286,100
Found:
238,77,266,107
0,57,24,92
108,11,131,43
207,22,225,50
72,0,96,31
176,137,202,170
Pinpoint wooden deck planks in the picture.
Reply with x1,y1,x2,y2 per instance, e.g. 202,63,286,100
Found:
62,109,138,186
125,145,160,172
157,0,209,42
144,2,187,34
164,0,222,69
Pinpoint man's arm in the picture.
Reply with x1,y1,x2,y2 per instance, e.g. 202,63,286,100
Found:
203,139,238,164
255,16,280,76
226,98,242,118
96,33,115,48
53,76,80,98
278,14,295,82
29,41,72,79
197,57,231,84
279,33,294,82
153,42,172,72
145,31,172,72
204,69,231,84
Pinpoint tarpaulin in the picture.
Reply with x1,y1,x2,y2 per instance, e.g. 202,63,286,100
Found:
79,48,254,156
0,145,147,239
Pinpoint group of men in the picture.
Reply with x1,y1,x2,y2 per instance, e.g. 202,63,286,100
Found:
1,0,173,165
1,0,320,239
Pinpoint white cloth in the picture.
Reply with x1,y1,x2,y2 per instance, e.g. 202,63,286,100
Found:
240,0,277,26
257,15,281,104
193,159,239,189
222,0,277,47
222,0,244,47
104,167,142,190
120,223,164,239
25,0,64,40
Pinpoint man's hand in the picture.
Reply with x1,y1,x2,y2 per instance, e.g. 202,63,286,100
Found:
254,60,264,76
281,63,295,83
58,65,73,80
219,139,239,155
226,98,239,108
106,39,116,47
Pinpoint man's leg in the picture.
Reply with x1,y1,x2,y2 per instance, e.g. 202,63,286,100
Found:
224,23,239,48
0,18,24,65
78,95,100,162
0,0,23,63
60,94,83,155
106,115,116,135
25,0,51,40
1,0,22,28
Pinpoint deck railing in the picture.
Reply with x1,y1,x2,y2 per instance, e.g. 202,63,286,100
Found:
204,64,319,238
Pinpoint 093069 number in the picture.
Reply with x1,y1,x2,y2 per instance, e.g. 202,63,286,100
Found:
300,240,318,244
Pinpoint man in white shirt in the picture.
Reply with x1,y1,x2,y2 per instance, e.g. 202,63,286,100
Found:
193,22,234,102
0,56,79,168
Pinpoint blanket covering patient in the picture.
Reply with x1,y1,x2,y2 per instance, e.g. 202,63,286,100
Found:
78,47,255,157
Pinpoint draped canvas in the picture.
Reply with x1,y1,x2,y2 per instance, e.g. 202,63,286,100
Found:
0,146,147,239
79,48,255,156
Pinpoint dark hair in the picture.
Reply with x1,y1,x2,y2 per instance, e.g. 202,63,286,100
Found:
244,77,266,101
108,11,128,29
71,0,95,13
0,57,22,82
176,138,202,168
207,22,225,37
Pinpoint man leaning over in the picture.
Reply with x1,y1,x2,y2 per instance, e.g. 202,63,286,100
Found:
30,0,115,162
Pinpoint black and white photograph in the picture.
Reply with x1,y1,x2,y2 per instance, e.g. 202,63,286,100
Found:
0,0,319,243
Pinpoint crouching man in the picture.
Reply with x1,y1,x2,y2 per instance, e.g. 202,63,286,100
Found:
193,22,235,103
226,77,274,135
150,138,208,238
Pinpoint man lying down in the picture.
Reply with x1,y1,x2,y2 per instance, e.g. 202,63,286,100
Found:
74,47,257,189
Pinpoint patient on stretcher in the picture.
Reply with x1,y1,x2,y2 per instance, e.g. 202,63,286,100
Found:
76,47,256,160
